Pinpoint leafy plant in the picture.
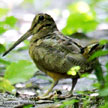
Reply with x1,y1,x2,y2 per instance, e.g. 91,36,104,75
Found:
0,58,11,65
4,60,37,84
0,77,16,94
0,43,10,65
0,44,6,54
60,99,79,108
0,8,8,18
89,50,108,61
67,66,80,76
4,16,18,28
62,1,98,35
23,104,34,108
0,16,17,35
90,39,108,108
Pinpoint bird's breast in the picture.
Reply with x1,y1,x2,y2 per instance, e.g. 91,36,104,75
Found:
29,39,43,61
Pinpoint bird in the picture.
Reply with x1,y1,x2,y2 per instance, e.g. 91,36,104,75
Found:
3,13,104,98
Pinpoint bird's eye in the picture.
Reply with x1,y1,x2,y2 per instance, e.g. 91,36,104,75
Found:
39,15,44,21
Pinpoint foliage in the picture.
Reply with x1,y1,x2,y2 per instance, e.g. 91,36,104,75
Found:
0,8,8,18
89,50,108,60
100,39,108,45
0,77,16,94
22,0,34,4
60,99,79,108
89,39,108,61
0,44,6,54
4,16,18,28
62,1,98,35
0,7,17,34
100,104,108,108
90,39,108,108
67,66,80,76
0,16,17,35
98,62,108,108
0,58,11,65
23,104,34,108
0,7,36,94
0,43,10,65
4,60,37,85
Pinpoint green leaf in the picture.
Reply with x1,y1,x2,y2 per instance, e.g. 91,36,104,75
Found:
105,62,108,86
67,66,80,76
105,17,108,22
0,58,11,65
60,99,79,108
99,102,108,108
0,16,17,34
0,44,6,54
0,77,16,94
80,73,89,78
106,62,108,72
0,8,8,17
23,0,34,4
99,39,108,45
92,82,100,88
5,60,37,84
62,1,98,35
94,60,105,88
23,104,34,108
99,87,108,96
89,50,108,60
5,16,17,27
0,27,7,34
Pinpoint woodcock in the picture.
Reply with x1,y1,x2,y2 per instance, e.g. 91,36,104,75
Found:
3,13,104,97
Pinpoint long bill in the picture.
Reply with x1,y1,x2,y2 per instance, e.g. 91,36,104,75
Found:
3,30,32,56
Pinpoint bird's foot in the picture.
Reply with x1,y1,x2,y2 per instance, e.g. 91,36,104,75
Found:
34,90,62,100
57,93,73,99
35,91,73,100
35,95,51,100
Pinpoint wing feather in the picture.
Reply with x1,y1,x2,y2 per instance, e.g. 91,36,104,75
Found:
31,33,90,74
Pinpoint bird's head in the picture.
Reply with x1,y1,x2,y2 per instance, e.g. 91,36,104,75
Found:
31,13,57,35
3,13,57,56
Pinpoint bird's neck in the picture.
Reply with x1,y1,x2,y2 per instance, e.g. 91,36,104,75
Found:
30,26,58,43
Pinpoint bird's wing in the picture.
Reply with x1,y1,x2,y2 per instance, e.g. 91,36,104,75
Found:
31,33,90,74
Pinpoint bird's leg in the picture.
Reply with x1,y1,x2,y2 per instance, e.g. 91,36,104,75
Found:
43,80,58,96
56,78,78,99
64,78,78,98
69,78,78,95
36,80,58,100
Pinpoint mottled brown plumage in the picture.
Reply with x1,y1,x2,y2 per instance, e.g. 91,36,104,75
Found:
3,13,104,97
